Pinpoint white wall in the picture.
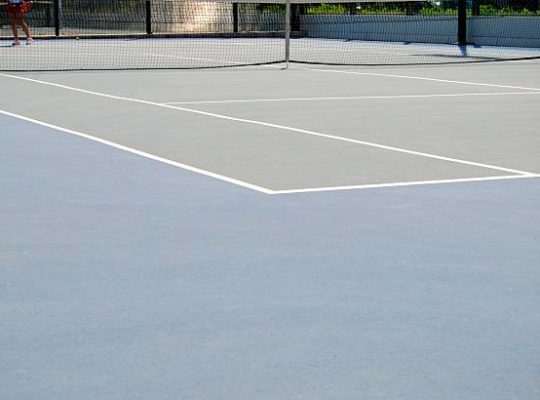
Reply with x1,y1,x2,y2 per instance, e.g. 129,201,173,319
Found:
300,14,540,48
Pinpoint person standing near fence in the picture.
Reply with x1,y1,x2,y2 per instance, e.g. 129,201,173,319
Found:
6,0,34,46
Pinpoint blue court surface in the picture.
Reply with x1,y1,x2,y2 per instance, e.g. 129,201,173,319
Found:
1,62,540,400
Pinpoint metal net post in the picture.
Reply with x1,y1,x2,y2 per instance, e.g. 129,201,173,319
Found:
284,0,291,68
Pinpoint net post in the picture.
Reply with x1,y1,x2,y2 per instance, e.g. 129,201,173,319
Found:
145,0,152,35
284,0,291,68
53,0,61,37
458,0,467,45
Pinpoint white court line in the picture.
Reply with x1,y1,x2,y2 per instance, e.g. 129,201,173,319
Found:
1,72,535,178
0,109,274,194
164,91,540,105
273,174,540,194
297,67,540,92
2,108,537,195
0,106,540,195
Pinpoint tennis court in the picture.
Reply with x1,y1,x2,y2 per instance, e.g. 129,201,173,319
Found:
2,0,540,398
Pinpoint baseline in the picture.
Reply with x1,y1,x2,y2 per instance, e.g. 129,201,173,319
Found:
272,174,540,194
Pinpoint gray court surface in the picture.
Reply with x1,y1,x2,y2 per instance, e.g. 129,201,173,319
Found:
1,60,540,399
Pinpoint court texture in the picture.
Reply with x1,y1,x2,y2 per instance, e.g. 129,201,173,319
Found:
1,57,540,399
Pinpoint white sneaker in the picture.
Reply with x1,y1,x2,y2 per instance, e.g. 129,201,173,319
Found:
12,40,21,46
26,38,34,45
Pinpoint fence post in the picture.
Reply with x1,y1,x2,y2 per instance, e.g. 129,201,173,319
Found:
232,3,239,33
146,0,152,35
291,4,301,31
472,0,480,16
458,0,467,44
53,0,61,36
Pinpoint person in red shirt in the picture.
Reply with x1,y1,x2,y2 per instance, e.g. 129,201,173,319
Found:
6,0,33,46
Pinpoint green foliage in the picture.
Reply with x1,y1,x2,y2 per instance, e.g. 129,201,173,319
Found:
259,4,286,14
478,4,540,15
252,2,540,17
306,4,348,14
420,5,458,15
480,5,511,15
355,5,408,15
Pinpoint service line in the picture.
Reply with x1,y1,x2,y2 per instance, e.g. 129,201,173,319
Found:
273,174,540,195
164,91,540,105
299,67,540,92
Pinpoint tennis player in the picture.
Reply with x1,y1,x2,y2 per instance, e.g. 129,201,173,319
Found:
6,0,33,46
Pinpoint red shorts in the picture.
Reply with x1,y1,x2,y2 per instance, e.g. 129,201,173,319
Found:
7,2,30,16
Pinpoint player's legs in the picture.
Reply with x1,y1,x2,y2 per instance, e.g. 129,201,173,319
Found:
8,12,20,44
17,16,33,41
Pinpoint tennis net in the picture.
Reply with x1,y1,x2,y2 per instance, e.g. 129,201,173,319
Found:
1,0,539,70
